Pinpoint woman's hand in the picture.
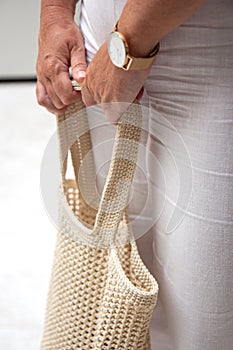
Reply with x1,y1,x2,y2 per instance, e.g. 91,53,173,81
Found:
81,42,149,123
36,5,87,114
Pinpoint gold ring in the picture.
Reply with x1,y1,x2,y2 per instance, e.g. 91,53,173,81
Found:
72,80,82,91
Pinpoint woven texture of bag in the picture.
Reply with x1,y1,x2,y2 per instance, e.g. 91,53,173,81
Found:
41,100,159,350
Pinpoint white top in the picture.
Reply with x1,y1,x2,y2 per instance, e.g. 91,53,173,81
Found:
80,0,126,62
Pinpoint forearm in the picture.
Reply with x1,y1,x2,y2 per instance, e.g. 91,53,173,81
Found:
40,0,78,28
118,0,207,57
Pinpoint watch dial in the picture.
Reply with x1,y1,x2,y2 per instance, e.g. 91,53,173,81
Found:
108,32,126,68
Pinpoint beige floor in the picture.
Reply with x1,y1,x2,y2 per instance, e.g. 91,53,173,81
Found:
0,83,172,350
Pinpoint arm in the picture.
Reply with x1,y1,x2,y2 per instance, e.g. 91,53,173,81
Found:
117,0,207,57
36,0,86,114
81,0,207,121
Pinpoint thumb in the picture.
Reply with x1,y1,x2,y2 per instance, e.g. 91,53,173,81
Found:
70,44,87,82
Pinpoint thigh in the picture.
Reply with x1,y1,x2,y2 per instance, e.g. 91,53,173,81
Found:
147,102,233,350
145,1,233,348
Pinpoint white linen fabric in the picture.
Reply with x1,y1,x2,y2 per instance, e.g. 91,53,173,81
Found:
79,1,233,349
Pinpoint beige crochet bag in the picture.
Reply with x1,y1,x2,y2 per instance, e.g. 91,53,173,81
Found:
41,97,159,350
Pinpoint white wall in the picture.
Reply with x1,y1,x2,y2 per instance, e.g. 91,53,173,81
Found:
0,1,40,78
0,1,81,78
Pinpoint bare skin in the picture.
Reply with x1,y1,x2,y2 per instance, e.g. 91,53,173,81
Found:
36,0,85,114
36,0,207,120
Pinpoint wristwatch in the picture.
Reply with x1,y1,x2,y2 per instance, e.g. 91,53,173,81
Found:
107,22,160,71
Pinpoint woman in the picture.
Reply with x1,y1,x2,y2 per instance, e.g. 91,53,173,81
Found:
36,0,233,349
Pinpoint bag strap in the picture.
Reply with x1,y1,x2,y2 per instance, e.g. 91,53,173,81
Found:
57,95,142,244
57,99,98,217
92,101,142,238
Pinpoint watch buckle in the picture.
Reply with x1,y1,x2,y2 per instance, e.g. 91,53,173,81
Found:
122,56,133,71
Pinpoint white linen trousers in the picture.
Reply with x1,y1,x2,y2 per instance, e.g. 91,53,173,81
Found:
79,1,233,349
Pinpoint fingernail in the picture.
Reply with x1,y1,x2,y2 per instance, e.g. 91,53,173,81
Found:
76,71,86,80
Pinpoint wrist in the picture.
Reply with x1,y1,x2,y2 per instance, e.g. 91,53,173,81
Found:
40,1,77,29
41,0,78,13
117,19,159,58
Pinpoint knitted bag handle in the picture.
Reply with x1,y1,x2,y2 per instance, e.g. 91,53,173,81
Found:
57,99,97,210
57,94,142,243
92,100,142,238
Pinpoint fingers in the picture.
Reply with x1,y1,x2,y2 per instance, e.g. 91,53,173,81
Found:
52,71,80,105
36,80,62,114
36,23,87,114
71,40,87,83
36,80,73,115
45,79,65,110
36,65,83,114
81,69,97,106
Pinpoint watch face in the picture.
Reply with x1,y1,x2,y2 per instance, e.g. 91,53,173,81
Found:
107,32,127,68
